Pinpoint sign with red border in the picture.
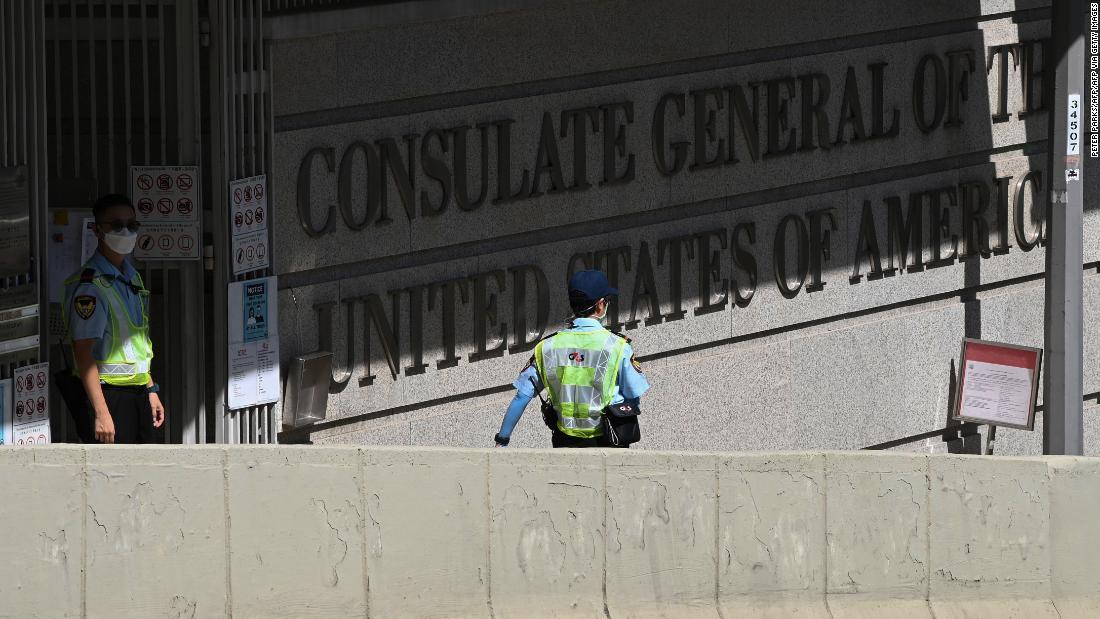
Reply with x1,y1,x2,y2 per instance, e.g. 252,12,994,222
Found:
952,338,1043,431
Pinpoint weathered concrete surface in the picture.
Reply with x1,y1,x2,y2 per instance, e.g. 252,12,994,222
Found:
928,456,1055,619
1,446,1099,618
719,453,828,618
364,447,490,618
0,447,83,619
85,447,227,619
228,447,364,617
489,449,604,618
825,452,931,618
1049,457,1100,619
604,451,718,618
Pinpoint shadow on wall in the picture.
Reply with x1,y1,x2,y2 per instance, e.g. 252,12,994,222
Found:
275,3,1088,451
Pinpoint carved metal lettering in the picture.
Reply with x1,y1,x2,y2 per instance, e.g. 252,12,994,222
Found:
452,124,491,211
731,222,758,307
469,270,508,362
851,200,884,283
1013,170,1043,251
657,234,696,322
762,77,798,157
834,66,867,145
806,207,838,291
508,265,550,354
428,278,470,369
600,101,635,186
799,73,832,152
690,87,728,168
561,106,601,191
927,186,959,268
653,93,689,177
958,180,991,259
694,229,729,315
913,54,947,133
626,241,663,329
530,111,567,197
420,129,452,216
297,147,336,237
337,141,381,230
773,214,809,299
726,83,761,163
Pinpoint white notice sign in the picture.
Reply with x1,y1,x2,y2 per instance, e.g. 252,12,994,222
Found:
12,362,50,445
229,175,270,275
227,276,280,409
953,339,1042,431
130,165,201,260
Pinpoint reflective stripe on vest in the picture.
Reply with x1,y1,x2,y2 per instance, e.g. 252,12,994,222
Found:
96,279,153,386
62,270,153,387
535,329,627,439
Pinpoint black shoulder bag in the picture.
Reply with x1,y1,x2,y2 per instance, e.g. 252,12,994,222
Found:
600,402,641,446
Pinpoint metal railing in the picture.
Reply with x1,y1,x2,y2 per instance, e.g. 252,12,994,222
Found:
0,1,47,381
211,0,278,443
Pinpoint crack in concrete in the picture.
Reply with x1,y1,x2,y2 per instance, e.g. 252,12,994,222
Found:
314,499,349,588
89,506,109,540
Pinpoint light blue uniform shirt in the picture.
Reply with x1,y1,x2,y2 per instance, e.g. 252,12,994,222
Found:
498,317,650,440
63,251,147,361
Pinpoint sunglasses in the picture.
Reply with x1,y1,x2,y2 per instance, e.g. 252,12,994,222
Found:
97,219,141,232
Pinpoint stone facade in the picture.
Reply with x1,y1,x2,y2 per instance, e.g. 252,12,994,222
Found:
268,0,1097,452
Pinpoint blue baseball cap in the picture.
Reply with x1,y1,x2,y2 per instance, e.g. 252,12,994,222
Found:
568,269,618,304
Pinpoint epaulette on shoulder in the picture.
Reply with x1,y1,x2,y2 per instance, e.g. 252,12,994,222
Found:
609,329,632,343
79,268,97,284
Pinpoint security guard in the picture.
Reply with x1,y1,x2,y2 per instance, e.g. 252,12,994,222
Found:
494,269,649,448
61,194,164,444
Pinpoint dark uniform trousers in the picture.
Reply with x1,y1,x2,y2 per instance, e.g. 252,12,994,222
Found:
71,384,155,444
551,430,629,448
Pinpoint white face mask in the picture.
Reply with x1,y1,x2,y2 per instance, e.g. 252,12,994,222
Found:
102,228,138,255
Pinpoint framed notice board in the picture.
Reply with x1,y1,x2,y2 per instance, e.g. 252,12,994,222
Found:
952,338,1043,431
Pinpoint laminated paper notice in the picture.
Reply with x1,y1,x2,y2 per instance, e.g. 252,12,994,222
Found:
227,276,280,410
954,339,1042,430
958,361,1032,427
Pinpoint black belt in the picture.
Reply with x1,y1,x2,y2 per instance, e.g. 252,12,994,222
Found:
100,384,147,393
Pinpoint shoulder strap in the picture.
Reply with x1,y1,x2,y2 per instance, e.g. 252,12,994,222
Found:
79,268,97,284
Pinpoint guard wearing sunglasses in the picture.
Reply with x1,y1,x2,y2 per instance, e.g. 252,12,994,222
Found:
60,194,164,444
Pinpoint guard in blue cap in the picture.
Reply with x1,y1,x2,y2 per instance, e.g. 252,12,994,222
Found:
494,269,650,448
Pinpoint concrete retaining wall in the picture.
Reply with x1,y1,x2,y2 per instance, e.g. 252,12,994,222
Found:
1,446,1097,618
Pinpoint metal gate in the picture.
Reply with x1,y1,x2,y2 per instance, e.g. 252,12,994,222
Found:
209,0,278,443
42,0,205,443
0,1,48,382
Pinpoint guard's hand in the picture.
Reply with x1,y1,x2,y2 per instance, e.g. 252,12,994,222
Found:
95,411,116,444
493,433,510,448
150,393,165,428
